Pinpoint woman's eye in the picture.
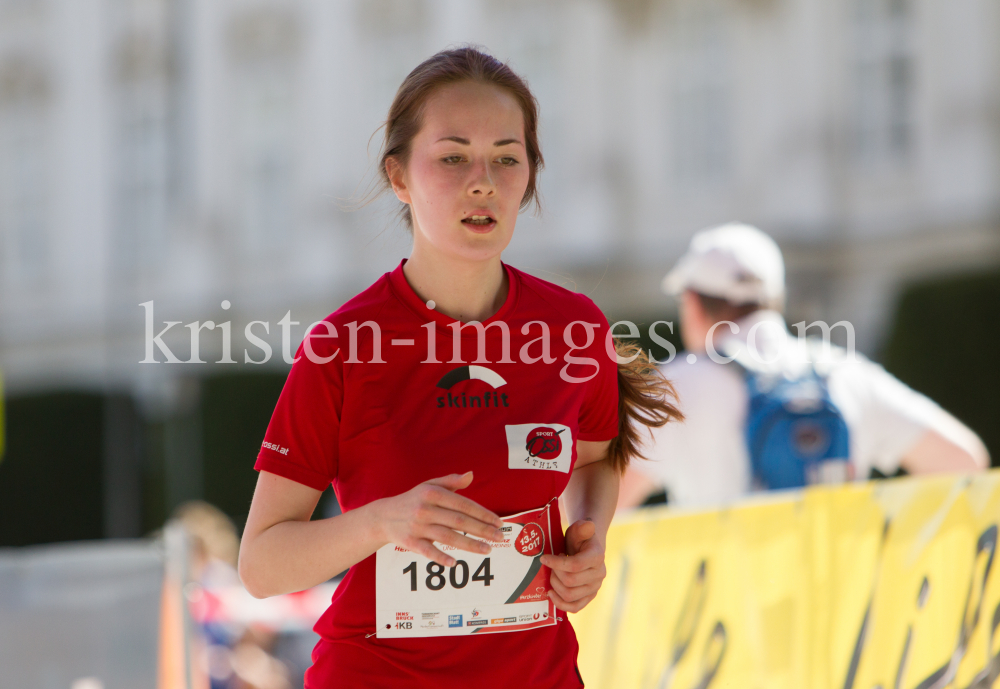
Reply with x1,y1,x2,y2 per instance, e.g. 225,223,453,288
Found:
442,156,464,164
497,156,519,166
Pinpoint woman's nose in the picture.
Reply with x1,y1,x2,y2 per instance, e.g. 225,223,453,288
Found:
467,160,496,196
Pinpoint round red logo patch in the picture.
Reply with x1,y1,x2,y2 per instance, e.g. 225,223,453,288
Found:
515,522,545,557
525,427,563,459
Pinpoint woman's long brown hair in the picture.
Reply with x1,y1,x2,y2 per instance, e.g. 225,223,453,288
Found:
608,342,684,474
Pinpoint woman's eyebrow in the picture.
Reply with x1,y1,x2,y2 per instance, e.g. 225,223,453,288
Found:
435,136,524,147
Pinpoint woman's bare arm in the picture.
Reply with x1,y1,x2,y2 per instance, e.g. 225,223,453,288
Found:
238,470,505,599
541,439,617,613
561,440,618,537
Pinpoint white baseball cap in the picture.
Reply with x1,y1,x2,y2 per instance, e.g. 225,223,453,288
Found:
661,222,785,309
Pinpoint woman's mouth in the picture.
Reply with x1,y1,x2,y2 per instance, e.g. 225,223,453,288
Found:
461,214,496,232
462,214,495,226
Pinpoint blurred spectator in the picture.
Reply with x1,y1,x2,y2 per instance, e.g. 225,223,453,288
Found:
174,501,241,589
173,501,291,689
618,223,989,510
228,628,291,689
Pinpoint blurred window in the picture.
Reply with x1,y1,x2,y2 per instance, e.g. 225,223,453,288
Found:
113,29,170,272
229,8,299,253
669,0,732,187
0,56,50,285
852,0,914,165
356,0,430,116
0,0,43,17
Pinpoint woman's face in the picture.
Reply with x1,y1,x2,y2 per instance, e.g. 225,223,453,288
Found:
388,80,530,263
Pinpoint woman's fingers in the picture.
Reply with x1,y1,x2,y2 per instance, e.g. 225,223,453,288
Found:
548,587,596,613
424,505,504,541
406,527,491,568
548,566,594,589
541,549,602,574
382,474,508,566
424,471,475,492
543,542,607,609
549,569,601,601
406,539,457,568
422,526,492,556
424,484,504,530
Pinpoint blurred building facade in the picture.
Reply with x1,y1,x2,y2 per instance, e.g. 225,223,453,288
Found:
1,0,998,540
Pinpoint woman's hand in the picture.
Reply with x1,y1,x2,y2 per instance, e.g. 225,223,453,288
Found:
541,518,607,613
376,471,505,568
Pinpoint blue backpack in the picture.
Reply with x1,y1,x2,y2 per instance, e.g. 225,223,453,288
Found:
728,346,851,490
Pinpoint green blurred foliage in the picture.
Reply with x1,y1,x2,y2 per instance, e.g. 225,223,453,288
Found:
881,269,1000,467
200,370,342,532
609,316,685,364
0,370,5,461
201,372,289,533
0,393,104,546
142,419,167,535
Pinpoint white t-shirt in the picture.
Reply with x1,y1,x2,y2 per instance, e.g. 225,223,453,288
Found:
636,310,951,508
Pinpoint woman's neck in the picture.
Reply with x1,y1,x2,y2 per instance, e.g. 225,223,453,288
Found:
402,246,508,323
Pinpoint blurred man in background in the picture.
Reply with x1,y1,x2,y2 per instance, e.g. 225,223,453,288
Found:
618,223,989,510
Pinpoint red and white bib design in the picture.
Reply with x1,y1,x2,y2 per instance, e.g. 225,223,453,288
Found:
505,423,573,473
375,504,557,638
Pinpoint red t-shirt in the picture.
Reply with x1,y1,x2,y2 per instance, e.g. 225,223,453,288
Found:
255,260,619,688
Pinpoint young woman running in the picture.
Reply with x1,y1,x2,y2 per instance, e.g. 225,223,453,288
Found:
238,47,680,688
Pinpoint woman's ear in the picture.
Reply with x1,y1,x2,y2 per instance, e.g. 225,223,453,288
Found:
385,157,411,205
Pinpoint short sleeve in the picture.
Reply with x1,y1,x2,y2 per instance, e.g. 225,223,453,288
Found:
633,358,751,508
254,327,343,491
830,357,937,476
577,317,619,442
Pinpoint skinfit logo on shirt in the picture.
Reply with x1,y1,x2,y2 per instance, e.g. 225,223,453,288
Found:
505,423,572,473
435,365,510,410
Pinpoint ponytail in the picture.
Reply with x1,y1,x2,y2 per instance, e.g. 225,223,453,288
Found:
607,343,684,474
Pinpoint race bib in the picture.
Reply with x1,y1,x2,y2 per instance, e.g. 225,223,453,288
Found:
375,502,558,638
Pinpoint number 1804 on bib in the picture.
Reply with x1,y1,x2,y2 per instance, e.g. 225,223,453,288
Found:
375,503,558,638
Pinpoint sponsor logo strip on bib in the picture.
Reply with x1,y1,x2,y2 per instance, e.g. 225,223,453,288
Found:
375,503,558,638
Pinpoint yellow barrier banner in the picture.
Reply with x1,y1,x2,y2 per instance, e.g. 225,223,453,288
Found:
574,471,1000,689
